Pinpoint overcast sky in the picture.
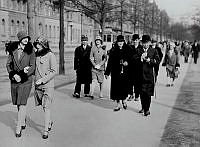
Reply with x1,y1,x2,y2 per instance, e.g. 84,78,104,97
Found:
155,0,200,24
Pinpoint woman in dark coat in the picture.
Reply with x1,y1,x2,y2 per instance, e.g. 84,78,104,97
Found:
137,35,160,116
6,31,35,137
105,35,132,111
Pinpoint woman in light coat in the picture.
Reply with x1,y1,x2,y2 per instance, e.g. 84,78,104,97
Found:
162,41,180,86
90,36,107,98
6,31,35,137
33,36,57,139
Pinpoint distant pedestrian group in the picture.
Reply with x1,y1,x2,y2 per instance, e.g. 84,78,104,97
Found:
72,33,165,117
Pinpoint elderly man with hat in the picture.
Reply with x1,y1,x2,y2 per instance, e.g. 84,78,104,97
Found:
6,31,36,137
137,35,160,116
127,34,143,101
90,36,107,99
73,35,93,98
105,35,132,111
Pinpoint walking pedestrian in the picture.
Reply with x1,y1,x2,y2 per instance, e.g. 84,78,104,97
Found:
191,40,200,64
6,31,36,137
151,39,163,83
162,41,180,87
105,35,132,111
182,41,191,63
90,36,107,98
72,35,93,98
33,36,57,139
127,34,142,101
137,35,160,116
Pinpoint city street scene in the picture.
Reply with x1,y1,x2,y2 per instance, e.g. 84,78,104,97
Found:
1,0,200,147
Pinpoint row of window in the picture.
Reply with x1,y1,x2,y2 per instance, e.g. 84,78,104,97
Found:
1,0,26,12
39,23,93,44
0,19,26,36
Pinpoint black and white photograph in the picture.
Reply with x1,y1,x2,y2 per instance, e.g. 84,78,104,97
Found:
0,0,200,146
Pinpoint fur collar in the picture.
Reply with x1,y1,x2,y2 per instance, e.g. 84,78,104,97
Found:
8,41,33,55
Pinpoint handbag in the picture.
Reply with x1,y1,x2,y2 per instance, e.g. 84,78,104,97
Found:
174,68,180,78
166,64,173,72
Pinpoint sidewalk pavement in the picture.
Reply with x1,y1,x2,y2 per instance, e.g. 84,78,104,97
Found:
0,56,191,147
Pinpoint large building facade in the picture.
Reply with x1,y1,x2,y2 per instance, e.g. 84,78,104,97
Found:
0,0,94,52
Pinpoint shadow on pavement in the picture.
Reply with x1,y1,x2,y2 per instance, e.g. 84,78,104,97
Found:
0,111,17,134
26,117,44,135
0,99,11,106
57,88,115,110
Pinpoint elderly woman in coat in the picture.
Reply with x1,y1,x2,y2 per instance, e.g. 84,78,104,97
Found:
105,35,132,111
6,31,36,137
162,41,180,87
33,36,57,139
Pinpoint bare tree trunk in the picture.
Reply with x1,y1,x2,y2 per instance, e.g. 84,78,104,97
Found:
59,0,65,74
27,0,35,40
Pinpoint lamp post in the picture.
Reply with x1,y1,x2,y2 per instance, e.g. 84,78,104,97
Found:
53,0,65,74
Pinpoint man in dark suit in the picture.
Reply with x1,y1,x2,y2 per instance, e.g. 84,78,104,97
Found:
127,34,142,101
138,35,160,116
73,35,93,98
151,39,163,83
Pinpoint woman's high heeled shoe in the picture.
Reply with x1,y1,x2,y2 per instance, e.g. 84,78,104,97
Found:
21,118,27,130
15,128,22,138
48,122,53,131
42,131,49,139
122,101,127,109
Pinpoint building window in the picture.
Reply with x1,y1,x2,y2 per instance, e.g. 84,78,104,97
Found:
16,21,20,33
53,26,56,39
107,35,111,42
18,0,23,11
39,23,43,35
45,24,48,36
22,21,25,31
11,20,15,36
22,1,26,12
103,35,106,42
49,25,51,38
2,19,5,34
1,0,6,8
57,26,59,39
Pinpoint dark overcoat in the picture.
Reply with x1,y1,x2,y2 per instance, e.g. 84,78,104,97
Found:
138,47,160,96
129,44,143,85
105,43,132,100
192,43,199,60
6,42,36,105
74,44,92,84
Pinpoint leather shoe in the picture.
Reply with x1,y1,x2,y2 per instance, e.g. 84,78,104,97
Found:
15,129,22,138
122,102,127,109
134,97,139,101
139,109,144,113
144,111,150,116
48,122,53,131
21,118,27,130
127,95,133,101
72,93,80,98
42,131,49,139
85,94,94,99
113,106,120,112
21,125,26,130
